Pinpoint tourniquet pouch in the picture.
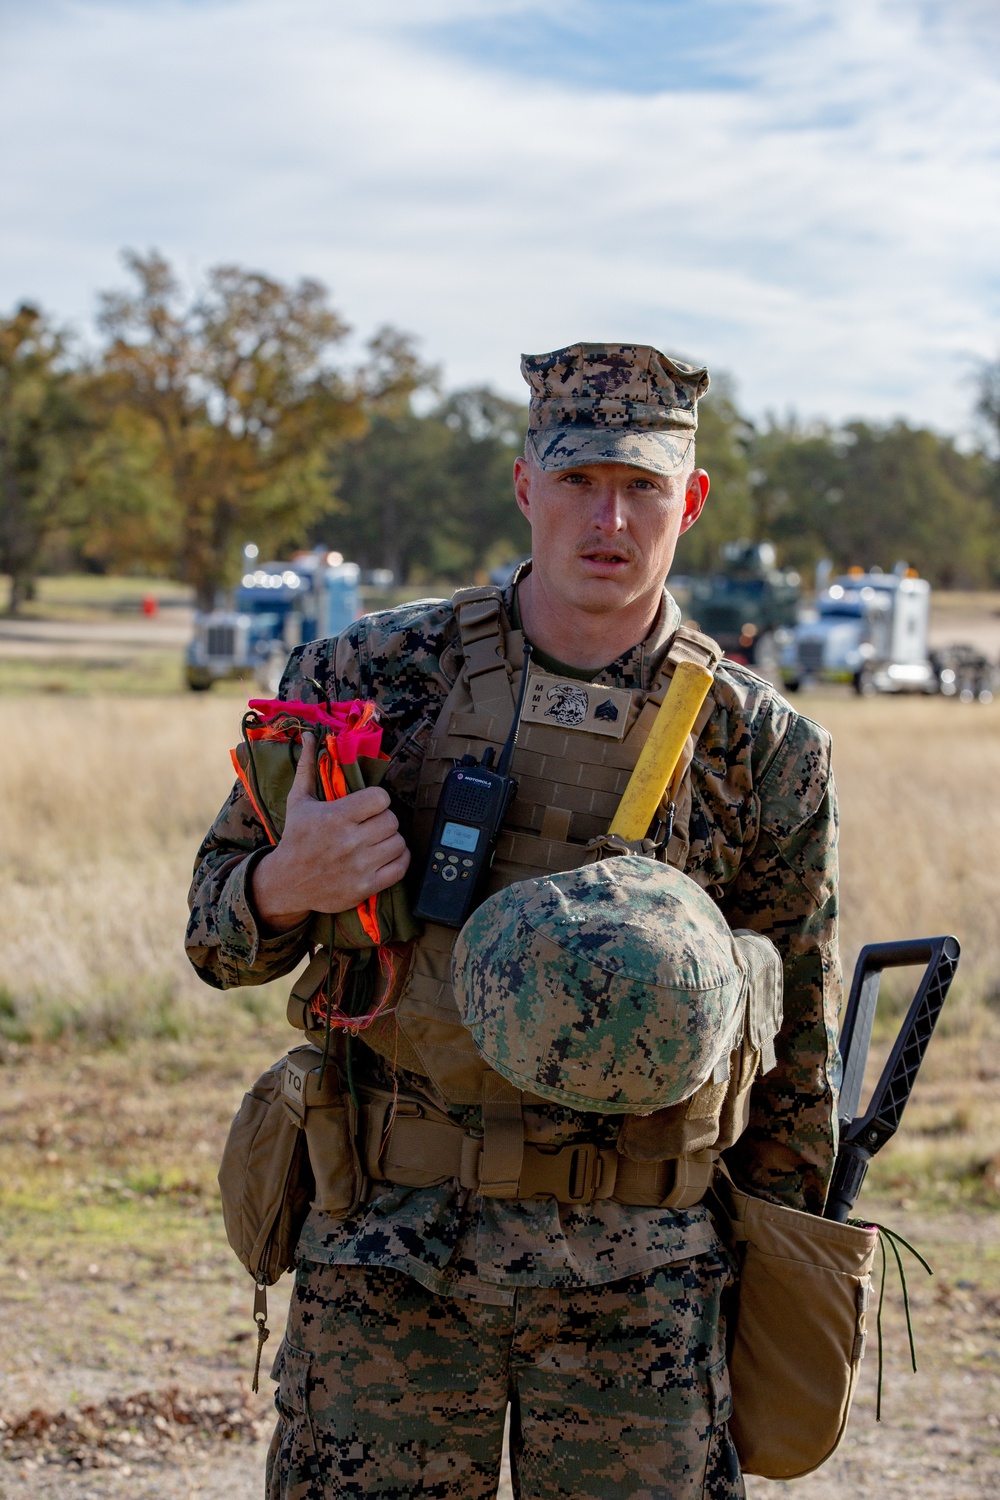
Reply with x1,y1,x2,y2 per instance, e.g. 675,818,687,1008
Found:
279,1045,365,1219
712,1169,877,1479
218,1053,315,1286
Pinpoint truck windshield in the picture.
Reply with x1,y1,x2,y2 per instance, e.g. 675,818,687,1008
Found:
235,593,294,620
818,601,865,618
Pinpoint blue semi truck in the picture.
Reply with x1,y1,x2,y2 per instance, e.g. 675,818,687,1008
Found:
185,547,361,692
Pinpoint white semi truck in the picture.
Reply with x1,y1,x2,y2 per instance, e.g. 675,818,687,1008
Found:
786,566,935,696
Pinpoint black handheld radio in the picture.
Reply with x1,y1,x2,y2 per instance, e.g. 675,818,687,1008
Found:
413,645,532,928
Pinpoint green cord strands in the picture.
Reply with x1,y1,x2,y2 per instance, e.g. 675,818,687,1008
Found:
851,1220,934,1420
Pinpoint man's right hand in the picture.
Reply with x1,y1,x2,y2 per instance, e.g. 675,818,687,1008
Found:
251,733,411,933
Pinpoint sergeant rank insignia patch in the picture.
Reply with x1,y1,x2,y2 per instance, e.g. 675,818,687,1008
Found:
519,671,632,739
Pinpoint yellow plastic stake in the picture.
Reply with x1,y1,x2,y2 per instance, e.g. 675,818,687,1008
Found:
608,660,714,841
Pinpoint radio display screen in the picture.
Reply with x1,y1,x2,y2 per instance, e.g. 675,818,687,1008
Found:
441,822,480,853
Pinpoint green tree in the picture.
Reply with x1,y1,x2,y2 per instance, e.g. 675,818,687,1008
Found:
324,409,455,582
72,402,179,576
0,304,88,613
672,375,753,574
322,386,528,583
96,251,367,609
435,387,529,574
748,419,995,587
975,357,1000,570
976,356,1000,460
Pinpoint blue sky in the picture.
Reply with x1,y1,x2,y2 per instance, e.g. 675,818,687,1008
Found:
1,0,998,432
419,0,776,93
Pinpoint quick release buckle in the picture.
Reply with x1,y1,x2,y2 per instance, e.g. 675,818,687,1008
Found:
563,1142,601,1204
520,1140,607,1205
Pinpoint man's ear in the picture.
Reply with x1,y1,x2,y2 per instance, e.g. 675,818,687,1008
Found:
513,455,532,521
679,469,709,535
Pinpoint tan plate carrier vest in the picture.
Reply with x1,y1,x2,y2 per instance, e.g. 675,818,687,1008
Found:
288,587,776,1213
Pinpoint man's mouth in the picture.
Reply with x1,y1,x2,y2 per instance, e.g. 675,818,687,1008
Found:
579,546,632,566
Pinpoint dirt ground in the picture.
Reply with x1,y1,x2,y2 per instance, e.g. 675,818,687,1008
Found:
1,1026,997,1500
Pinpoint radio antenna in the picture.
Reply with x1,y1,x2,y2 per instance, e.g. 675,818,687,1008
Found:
496,642,533,777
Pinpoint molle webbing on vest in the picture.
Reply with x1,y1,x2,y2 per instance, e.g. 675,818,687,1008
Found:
416,589,722,878
354,585,725,1106
449,586,525,719
290,588,778,1207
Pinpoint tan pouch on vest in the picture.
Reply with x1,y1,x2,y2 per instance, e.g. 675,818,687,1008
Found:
217,1052,315,1286
218,1046,364,1284
712,1169,877,1480
277,1044,364,1219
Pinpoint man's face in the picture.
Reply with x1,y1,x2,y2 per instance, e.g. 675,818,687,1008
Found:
513,456,709,617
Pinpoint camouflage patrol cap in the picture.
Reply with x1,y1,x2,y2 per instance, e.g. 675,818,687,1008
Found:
453,857,776,1115
521,342,710,477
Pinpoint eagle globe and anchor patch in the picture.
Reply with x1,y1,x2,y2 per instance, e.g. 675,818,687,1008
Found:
519,670,632,739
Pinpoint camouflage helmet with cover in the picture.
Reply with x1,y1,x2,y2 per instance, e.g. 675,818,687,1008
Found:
453,856,782,1115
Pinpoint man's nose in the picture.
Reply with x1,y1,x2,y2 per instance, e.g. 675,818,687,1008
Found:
590,486,627,532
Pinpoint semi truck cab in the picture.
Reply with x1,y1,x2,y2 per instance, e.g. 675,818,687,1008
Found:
788,568,933,695
185,549,361,691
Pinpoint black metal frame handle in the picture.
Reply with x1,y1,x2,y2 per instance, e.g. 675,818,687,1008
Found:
824,935,960,1222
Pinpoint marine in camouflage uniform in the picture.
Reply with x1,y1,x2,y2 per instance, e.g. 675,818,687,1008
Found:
187,344,840,1500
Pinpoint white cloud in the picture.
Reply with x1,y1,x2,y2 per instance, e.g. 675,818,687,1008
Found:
0,0,998,430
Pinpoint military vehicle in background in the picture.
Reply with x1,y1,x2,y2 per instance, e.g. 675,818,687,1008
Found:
685,541,800,682
929,643,996,704
185,546,361,692
785,565,935,696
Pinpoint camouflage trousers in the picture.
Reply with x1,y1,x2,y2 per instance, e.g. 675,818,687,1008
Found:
265,1253,743,1500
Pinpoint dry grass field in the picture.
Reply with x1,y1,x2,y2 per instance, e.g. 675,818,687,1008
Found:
1,682,999,1497
1,690,997,1043
0,696,278,1048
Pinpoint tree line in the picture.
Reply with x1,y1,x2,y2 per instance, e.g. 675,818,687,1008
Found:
2,251,999,613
